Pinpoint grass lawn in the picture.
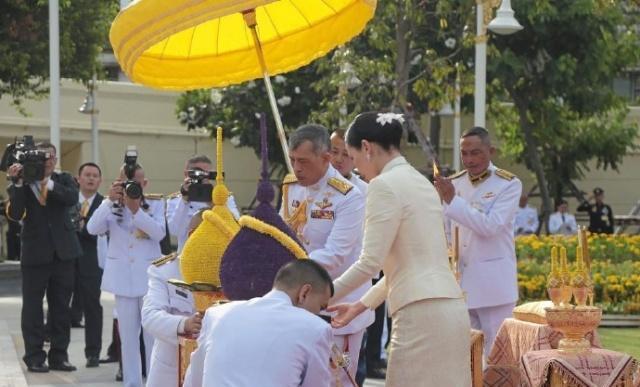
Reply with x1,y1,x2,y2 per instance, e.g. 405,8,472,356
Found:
598,328,640,359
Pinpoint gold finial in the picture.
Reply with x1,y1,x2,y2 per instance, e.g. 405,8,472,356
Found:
212,126,229,206
216,127,223,185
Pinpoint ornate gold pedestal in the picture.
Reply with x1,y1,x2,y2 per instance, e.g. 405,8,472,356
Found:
544,306,602,354
177,289,227,387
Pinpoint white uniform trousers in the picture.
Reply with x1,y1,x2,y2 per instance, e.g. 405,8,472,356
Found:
332,330,365,387
115,295,155,387
468,302,515,358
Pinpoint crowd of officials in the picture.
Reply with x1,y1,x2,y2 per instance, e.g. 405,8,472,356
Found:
1,121,616,387
1,137,392,386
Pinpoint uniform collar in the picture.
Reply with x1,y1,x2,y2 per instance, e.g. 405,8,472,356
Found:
308,165,336,192
381,156,407,174
263,289,294,306
468,162,495,186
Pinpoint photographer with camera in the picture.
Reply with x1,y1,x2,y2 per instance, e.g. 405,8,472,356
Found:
4,140,82,373
87,150,165,387
166,155,239,252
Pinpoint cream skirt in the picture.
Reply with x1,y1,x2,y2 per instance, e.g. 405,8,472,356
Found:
385,297,471,387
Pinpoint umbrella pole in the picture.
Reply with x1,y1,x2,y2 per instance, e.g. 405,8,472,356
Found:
244,10,293,173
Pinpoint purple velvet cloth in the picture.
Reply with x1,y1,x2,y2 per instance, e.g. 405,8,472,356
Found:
219,113,305,300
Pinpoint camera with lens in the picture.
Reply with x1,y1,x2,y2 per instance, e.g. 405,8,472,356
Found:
185,169,223,202
121,146,143,200
0,136,49,184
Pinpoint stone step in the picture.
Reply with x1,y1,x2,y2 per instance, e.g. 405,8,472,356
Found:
600,314,640,328
0,261,20,280
0,320,28,387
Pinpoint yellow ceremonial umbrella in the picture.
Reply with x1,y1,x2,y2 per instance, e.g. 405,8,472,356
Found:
110,0,377,171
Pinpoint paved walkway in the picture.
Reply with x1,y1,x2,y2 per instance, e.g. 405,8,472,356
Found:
0,264,384,386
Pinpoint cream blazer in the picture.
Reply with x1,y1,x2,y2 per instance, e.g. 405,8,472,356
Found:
333,156,463,315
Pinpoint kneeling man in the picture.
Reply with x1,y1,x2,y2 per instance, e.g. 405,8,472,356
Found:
184,260,334,387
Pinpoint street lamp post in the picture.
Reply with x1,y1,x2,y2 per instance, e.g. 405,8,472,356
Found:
474,0,522,128
454,65,461,171
49,0,60,169
79,75,99,164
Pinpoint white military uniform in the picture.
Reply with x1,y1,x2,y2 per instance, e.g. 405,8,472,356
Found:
348,173,368,196
443,163,522,356
548,211,577,235
87,196,166,387
514,205,539,235
281,165,373,386
166,194,239,253
184,290,333,387
142,253,195,387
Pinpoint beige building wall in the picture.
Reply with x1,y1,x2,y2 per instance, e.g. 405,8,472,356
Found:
0,80,261,210
404,107,640,217
1,80,638,218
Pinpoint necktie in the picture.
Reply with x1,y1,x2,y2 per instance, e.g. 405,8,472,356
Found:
81,199,90,217
38,182,48,206
562,214,566,223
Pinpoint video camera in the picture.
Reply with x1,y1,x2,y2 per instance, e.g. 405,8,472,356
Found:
0,136,49,184
121,146,143,200
186,169,224,202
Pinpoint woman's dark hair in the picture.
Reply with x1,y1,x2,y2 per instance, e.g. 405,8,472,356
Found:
345,111,403,151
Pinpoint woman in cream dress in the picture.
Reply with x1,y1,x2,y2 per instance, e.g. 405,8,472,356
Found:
328,112,471,386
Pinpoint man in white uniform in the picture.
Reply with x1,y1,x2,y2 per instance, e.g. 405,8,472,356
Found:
330,129,368,194
87,163,165,387
281,124,373,386
184,259,334,387
142,210,205,387
166,155,239,253
435,126,521,357
514,193,539,235
548,199,578,235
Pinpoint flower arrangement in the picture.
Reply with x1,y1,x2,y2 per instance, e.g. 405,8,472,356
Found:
517,234,640,315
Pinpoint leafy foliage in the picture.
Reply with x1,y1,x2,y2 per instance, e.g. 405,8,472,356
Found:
0,0,118,108
176,1,477,172
488,0,640,206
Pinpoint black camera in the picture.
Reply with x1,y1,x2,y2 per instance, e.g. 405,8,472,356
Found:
0,136,49,184
121,146,143,200
186,169,219,202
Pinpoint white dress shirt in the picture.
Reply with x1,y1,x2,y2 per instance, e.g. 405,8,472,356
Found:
184,290,333,387
548,211,578,235
514,205,539,235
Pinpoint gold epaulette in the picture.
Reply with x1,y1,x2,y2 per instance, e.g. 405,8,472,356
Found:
449,170,468,179
327,177,353,195
282,173,298,185
145,193,164,200
166,191,181,199
152,252,178,267
495,169,516,181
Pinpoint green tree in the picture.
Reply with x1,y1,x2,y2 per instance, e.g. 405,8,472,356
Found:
0,0,118,108
176,65,323,176
176,1,477,173
488,0,640,231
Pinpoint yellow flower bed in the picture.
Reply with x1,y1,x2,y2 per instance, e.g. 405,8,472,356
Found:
516,234,640,315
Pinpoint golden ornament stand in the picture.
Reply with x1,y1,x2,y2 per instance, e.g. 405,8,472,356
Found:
168,280,227,387
545,228,601,354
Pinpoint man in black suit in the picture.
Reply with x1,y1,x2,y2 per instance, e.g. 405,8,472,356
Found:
75,162,105,368
6,141,81,373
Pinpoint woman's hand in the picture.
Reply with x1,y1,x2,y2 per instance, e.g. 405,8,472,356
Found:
326,301,367,329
